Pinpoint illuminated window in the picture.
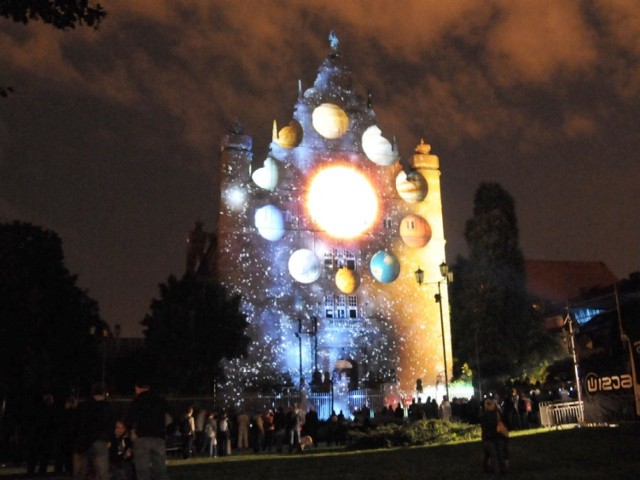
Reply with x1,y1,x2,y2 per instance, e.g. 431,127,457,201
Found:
348,295,358,318
344,250,356,270
325,295,335,318
336,295,347,318
324,251,334,269
332,249,357,270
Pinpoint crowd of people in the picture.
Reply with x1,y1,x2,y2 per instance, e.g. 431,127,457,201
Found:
169,402,320,459
10,381,552,478
15,380,171,480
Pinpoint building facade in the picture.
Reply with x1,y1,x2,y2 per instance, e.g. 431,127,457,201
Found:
209,35,451,402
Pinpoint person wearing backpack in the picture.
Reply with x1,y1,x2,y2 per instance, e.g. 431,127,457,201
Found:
201,413,217,457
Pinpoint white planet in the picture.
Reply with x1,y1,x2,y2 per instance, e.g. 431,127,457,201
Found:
252,156,279,191
254,204,285,241
288,249,321,284
362,125,399,166
312,103,349,139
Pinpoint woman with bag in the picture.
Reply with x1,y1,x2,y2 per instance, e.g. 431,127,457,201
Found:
480,399,508,475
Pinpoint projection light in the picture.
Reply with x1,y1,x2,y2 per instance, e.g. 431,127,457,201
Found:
306,165,378,239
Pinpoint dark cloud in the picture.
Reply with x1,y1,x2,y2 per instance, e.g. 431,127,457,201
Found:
0,0,639,335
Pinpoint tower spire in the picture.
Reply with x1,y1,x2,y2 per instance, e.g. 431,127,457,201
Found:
329,30,340,54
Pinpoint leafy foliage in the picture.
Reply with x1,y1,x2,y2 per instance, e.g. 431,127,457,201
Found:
141,274,251,394
347,419,480,450
0,221,102,397
0,0,106,30
451,183,554,382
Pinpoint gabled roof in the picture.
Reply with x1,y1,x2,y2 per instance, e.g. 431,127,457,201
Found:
525,259,618,303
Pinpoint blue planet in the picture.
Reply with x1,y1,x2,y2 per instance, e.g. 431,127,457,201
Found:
255,204,285,241
370,250,400,284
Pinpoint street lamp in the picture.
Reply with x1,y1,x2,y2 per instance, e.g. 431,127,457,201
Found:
295,317,319,389
415,261,451,401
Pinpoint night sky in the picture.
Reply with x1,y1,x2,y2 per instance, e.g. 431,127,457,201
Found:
1,1,639,337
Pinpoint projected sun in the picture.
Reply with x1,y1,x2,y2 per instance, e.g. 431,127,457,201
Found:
306,166,378,238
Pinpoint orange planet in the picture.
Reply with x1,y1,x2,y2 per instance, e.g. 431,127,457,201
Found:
399,214,431,248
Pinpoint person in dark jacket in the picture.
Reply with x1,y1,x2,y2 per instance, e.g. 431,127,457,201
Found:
127,380,170,480
26,393,57,475
54,397,78,475
109,420,134,480
73,384,114,480
481,398,507,475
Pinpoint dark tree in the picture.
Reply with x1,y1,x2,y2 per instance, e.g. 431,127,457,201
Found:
0,0,106,29
0,221,103,398
141,274,251,394
450,183,552,384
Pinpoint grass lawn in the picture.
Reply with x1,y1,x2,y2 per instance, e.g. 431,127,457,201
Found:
166,423,640,480
3,423,638,479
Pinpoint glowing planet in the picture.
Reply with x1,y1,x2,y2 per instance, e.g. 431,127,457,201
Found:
335,268,358,294
312,103,349,139
288,249,321,284
252,156,279,191
362,125,399,166
223,186,246,211
370,250,400,284
254,204,285,241
399,214,432,248
275,120,303,148
306,165,378,239
396,170,427,203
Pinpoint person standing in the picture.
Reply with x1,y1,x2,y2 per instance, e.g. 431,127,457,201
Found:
73,384,114,480
439,395,452,421
251,411,264,453
201,413,217,457
236,410,250,450
288,403,305,453
217,412,231,456
263,410,275,453
128,380,170,480
303,404,319,445
54,397,78,475
108,420,134,480
26,393,57,475
180,407,195,459
480,399,507,475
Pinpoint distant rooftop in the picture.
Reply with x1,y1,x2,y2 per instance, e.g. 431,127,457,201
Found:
525,259,618,303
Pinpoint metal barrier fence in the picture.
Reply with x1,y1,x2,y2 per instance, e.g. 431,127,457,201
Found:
539,401,584,427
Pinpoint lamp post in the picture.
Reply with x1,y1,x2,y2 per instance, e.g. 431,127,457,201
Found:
295,317,319,389
295,319,303,388
415,261,451,401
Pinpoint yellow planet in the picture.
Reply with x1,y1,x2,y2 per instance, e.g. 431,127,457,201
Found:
396,170,427,203
335,267,358,294
275,120,303,148
399,214,431,248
